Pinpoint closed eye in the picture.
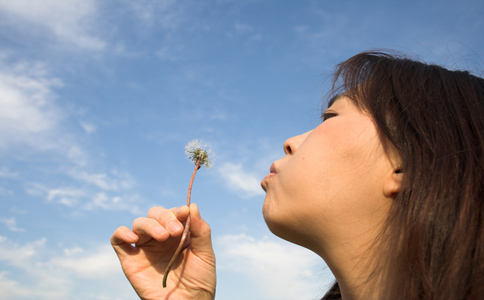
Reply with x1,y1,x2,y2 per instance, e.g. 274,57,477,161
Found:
321,111,338,122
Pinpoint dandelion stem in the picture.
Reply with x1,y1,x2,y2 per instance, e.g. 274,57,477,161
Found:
162,157,201,288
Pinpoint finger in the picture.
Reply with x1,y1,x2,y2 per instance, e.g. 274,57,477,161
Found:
147,205,190,223
111,226,139,256
147,206,186,236
188,203,214,257
175,205,190,222
132,217,170,244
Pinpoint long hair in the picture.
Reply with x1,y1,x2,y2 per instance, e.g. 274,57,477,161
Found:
321,51,484,299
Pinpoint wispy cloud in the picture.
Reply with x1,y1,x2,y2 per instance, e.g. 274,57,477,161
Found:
26,182,143,215
0,54,97,170
0,217,25,232
0,236,72,300
49,244,122,279
217,233,332,300
0,53,141,214
0,236,134,300
0,167,17,178
127,0,179,30
0,57,64,152
46,187,86,207
0,0,105,50
218,162,265,198
79,121,97,134
84,192,143,214
67,168,135,191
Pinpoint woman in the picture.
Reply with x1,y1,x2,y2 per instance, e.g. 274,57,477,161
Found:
111,51,484,300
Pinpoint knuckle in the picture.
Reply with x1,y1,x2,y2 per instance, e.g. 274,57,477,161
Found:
131,217,147,231
147,206,162,218
158,208,176,223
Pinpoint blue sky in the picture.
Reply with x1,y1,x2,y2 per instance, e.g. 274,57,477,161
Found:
0,1,482,299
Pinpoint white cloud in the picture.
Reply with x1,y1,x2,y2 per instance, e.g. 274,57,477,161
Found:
0,186,12,196
67,146,89,167
0,236,134,300
67,168,135,191
0,54,96,172
27,183,142,215
0,236,46,269
128,0,179,30
0,54,97,171
0,167,17,178
46,187,86,207
49,244,122,279
79,121,97,134
0,0,105,50
0,271,69,300
217,233,333,300
218,162,265,198
0,59,64,152
0,217,25,232
84,192,142,214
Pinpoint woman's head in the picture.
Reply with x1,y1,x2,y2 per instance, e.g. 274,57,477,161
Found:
330,51,484,194
261,95,400,257
326,51,484,299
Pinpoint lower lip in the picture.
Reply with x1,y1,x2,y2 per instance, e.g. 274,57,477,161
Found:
261,173,276,185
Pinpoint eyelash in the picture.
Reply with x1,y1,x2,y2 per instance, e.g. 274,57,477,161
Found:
322,112,337,122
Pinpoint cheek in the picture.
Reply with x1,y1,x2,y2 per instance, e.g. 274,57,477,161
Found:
263,160,327,230
262,166,309,229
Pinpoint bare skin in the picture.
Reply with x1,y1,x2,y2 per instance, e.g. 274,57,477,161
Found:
112,98,402,300
110,204,216,300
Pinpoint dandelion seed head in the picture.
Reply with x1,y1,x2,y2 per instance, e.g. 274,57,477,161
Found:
185,139,213,168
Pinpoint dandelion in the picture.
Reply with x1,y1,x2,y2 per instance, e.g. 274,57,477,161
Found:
184,139,213,168
163,139,212,288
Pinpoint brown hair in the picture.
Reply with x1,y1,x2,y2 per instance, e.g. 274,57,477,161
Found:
322,51,484,299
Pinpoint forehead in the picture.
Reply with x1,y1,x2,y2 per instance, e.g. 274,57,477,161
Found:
327,94,342,108
327,92,368,113
327,94,354,110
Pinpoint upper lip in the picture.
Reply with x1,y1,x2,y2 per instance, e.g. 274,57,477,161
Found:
270,163,277,174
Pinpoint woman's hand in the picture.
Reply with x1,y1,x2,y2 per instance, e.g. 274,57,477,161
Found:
110,204,216,300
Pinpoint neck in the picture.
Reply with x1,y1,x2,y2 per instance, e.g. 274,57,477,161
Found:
316,230,383,300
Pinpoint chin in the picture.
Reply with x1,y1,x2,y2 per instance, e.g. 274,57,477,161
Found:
263,203,316,251
262,202,294,243
262,197,280,233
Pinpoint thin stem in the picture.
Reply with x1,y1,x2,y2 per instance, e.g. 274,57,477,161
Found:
163,158,201,288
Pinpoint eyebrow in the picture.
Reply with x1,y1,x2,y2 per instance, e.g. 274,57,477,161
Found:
320,94,343,120
327,93,342,108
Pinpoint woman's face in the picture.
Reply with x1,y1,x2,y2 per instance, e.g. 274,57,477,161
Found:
261,96,399,254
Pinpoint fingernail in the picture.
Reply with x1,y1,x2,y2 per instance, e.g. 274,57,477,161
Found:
168,220,183,233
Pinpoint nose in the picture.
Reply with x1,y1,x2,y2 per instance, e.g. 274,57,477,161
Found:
283,130,312,155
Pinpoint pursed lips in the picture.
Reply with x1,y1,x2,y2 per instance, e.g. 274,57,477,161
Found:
270,163,277,174
261,163,277,191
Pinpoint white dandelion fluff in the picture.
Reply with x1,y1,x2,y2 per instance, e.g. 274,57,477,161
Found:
163,139,213,287
185,139,213,168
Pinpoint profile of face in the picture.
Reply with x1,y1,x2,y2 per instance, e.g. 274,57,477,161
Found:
261,96,402,256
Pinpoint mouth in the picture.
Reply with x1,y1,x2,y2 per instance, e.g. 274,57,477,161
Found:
269,163,277,174
261,163,277,191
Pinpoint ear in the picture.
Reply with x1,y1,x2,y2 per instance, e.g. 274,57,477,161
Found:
383,169,403,198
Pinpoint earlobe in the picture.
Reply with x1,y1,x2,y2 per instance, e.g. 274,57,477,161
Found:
383,169,403,198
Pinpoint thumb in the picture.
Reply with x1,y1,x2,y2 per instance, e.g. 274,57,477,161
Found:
188,203,214,257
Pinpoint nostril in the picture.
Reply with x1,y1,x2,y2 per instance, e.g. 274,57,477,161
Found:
283,131,310,156
284,143,293,155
